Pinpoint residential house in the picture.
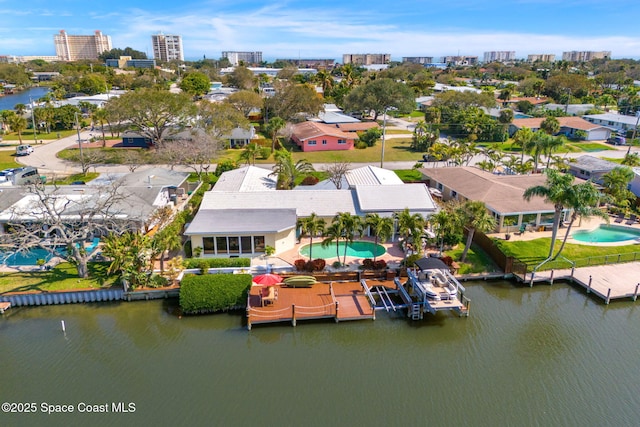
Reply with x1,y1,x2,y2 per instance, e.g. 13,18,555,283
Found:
583,113,640,135
0,168,191,234
291,121,355,152
543,103,595,116
185,166,438,257
567,155,619,184
226,126,256,148
420,166,583,232
509,117,611,141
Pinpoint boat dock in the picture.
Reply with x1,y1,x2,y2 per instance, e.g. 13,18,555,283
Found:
246,281,377,330
514,262,640,304
0,301,11,313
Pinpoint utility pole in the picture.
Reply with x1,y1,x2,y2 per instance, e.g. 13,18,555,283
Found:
30,97,38,144
75,112,85,168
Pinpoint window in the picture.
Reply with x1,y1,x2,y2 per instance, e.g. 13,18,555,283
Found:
240,236,252,254
216,236,227,254
308,140,317,145
254,236,265,252
451,190,458,198
337,139,346,144
228,237,239,254
322,139,327,145
203,237,215,254
437,183,444,191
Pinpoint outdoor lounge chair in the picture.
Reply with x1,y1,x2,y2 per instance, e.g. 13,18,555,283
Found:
614,213,625,224
625,214,637,225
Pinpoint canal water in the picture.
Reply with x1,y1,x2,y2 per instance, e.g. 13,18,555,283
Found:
0,87,50,111
1,280,638,426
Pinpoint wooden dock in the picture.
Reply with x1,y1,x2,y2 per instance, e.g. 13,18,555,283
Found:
246,281,375,330
515,262,640,304
0,301,11,313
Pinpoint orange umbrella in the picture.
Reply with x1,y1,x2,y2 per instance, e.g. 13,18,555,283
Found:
252,273,283,286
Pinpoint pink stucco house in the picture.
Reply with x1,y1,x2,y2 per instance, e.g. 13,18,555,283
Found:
290,122,355,152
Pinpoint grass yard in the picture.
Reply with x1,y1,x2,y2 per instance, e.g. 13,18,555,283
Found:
567,142,615,152
383,129,413,135
0,262,120,294
51,172,100,185
494,238,640,270
0,149,21,170
1,129,77,141
445,244,501,274
394,169,423,182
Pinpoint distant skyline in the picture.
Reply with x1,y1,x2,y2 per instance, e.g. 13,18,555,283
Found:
2,0,640,61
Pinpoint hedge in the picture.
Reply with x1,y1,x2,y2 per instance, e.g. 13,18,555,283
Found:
179,273,252,314
183,257,251,269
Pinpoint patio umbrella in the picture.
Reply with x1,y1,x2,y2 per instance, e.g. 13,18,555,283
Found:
252,273,283,286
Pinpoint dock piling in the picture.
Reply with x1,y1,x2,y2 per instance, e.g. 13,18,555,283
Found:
587,275,592,294
606,288,611,305
550,270,554,285
291,304,296,327
634,284,639,302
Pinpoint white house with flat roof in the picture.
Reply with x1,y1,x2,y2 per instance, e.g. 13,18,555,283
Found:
583,113,640,134
184,166,438,258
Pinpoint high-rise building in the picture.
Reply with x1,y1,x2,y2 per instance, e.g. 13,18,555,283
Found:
562,51,611,62
274,58,335,69
441,56,478,66
483,51,516,63
402,57,435,64
527,54,556,62
342,53,390,65
222,51,263,66
54,30,112,61
151,33,184,62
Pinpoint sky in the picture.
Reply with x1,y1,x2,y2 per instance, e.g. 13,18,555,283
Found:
2,0,640,61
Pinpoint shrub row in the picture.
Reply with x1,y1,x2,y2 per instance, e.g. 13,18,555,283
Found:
179,273,252,314
362,259,387,270
183,257,251,269
294,258,326,272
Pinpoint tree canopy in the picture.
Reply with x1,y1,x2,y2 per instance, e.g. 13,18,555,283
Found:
343,78,415,120
98,47,148,61
179,72,210,97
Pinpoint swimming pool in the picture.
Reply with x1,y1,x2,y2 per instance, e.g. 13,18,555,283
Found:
299,241,386,259
572,225,640,243
0,247,67,266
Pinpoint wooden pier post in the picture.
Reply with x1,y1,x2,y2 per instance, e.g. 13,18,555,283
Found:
291,304,296,327
634,284,639,302
247,307,252,331
571,266,575,278
529,272,535,287
335,301,339,323
606,288,611,305
550,270,554,285
587,275,592,294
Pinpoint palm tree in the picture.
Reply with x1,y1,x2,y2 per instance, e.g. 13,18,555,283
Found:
322,222,343,264
394,208,425,262
543,136,566,169
265,116,286,153
151,225,182,272
553,183,608,260
621,152,640,166
456,201,496,263
540,116,560,135
523,169,576,261
297,213,325,260
7,114,27,143
512,127,534,167
92,108,109,147
602,166,635,210
14,103,27,116
239,143,261,165
315,69,334,94
333,212,362,265
430,209,460,255
270,149,314,190
365,213,394,262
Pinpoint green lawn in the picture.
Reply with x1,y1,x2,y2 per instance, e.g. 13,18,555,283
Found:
601,157,624,164
494,238,640,270
445,244,501,274
58,147,156,164
51,172,100,185
0,262,120,294
1,129,77,141
383,129,413,135
0,149,21,170
394,169,423,182
567,142,615,152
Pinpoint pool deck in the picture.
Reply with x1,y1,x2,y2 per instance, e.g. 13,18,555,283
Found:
515,262,640,303
488,216,640,247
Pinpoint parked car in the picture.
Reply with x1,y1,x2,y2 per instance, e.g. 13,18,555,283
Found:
11,167,43,185
15,144,34,156
606,136,626,146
